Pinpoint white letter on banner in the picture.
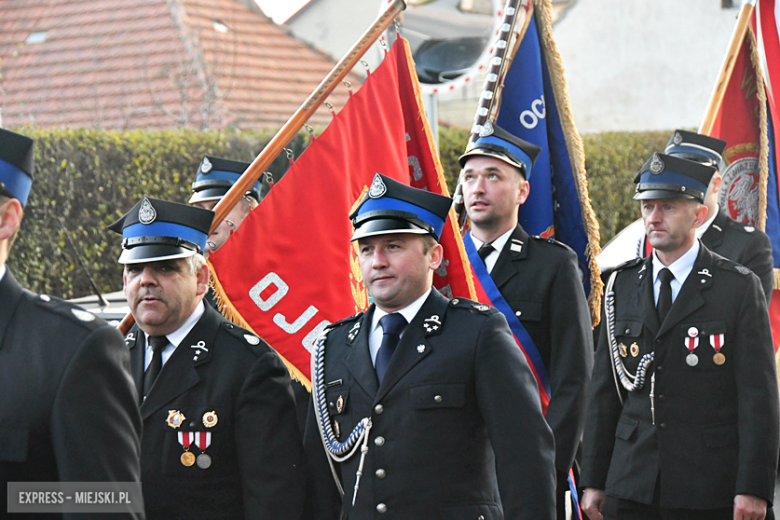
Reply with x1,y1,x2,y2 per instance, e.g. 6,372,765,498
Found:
249,273,288,311
302,320,331,353
533,95,546,118
274,306,319,334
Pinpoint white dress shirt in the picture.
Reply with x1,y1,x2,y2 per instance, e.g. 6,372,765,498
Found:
469,228,515,274
368,287,431,366
652,240,700,305
144,300,205,370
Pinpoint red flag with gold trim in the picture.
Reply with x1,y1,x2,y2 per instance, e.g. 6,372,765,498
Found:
208,38,477,387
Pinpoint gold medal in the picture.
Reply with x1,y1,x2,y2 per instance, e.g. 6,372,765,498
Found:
336,395,345,414
618,343,627,358
202,411,218,428
181,451,196,466
166,410,185,429
713,352,726,365
630,343,640,357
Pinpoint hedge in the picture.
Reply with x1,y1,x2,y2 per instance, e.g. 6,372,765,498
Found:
7,126,672,299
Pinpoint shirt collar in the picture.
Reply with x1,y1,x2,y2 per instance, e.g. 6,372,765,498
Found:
470,227,515,254
372,287,432,334
0,265,6,284
696,205,719,238
150,300,205,348
652,240,700,285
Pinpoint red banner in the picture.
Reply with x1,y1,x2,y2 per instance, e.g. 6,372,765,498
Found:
208,38,477,387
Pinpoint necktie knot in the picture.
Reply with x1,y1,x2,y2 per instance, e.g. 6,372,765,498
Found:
658,268,674,284
149,335,169,353
379,313,407,337
478,242,494,263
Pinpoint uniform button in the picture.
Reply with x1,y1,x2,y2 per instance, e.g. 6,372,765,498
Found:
374,436,385,446
434,395,443,403
659,423,667,430
658,394,666,402
376,469,386,479
478,516,485,520
376,503,387,514
656,339,662,345
515,311,522,317
656,365,664,373
374,404,384,414
625,328,631,334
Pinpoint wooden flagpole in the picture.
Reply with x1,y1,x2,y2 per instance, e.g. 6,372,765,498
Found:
699,0,755,134
119,0,407,334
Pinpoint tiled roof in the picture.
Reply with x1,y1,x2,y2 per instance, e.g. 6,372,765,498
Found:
0,0,361,130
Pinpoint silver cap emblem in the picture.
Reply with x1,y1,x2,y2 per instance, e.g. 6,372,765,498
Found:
649,154,665,175
368,173,387,199
673,131,683,146
201,157,212,173
138,197,157,225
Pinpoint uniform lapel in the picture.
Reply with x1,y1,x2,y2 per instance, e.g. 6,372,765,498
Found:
657,247,711,338
701,211,727,250
375,290,448,403
343,308,379,399
125,325,145,400
0,270,23,352
491,225,527,289
139,305,221,420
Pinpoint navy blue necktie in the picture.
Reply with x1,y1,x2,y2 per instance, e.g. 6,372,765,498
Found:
375,313,407,383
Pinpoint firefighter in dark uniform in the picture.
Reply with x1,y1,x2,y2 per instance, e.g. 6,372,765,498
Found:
460,123,593,519
109,197,305,520
581,153,780,520
304,173,556,520
0,128,142,519
662,130,773,302
187,156,309,433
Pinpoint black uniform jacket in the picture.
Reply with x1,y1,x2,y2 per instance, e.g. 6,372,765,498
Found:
701,211,774,303
581,245,780,509
304,289,556,520
490,224,592,474
0,270,142,519
125,303,305,520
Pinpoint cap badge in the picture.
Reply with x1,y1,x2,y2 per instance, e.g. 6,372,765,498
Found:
673,131,683,146
138,197,157,225
368,173,387,199
649,154,665,175
201,157,212,173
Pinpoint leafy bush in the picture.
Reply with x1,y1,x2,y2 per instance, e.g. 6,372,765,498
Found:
8,126,671,299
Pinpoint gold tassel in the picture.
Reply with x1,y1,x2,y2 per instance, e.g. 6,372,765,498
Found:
208,260,312,391
747,25,770,232
534,0,603,326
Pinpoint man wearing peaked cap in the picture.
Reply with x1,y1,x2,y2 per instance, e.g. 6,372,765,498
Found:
0,128,143,518
581,152,779,520
461,122,593,520
189,155,268,256
662,130,774,303
110,197,305,519
304,172,556,519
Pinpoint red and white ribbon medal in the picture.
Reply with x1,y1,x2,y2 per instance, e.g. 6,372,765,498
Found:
710,333,726,365
685,327,699,366
195,431,212,469
178,432,195,467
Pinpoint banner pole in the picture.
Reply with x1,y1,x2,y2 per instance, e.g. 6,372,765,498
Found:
119,0,407,334
699,0,755,135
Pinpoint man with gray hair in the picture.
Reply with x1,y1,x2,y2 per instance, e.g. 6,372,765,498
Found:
109,197,305,519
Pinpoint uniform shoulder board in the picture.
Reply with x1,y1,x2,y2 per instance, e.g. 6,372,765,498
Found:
325,312,364,331
448,298,497,315
614,257,643,272
714,257,752,276
531,234,573,251
33,294,104,329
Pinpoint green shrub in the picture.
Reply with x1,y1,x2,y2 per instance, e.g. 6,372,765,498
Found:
7,126,672,299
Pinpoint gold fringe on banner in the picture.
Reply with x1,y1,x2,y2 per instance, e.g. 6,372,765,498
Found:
534,0,603,325
208,260,312,391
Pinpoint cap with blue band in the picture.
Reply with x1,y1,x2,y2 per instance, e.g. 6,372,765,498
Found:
189,155,262,204
0,128,34,206
633,152,716,203
350,173,453,242
108,197,214,264
664,129,727,172
458,122,541,179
